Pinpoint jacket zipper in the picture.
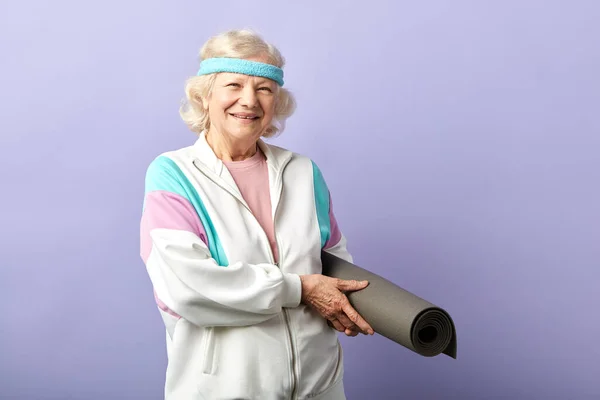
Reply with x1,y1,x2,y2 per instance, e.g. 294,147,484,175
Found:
193,157,299,399
272,175,299,400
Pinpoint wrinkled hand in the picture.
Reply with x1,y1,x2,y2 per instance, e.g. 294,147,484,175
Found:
299,274,374,337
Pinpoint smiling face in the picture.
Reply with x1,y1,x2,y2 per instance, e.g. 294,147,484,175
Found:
203,57,278,145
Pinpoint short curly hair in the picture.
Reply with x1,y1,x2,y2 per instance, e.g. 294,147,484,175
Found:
179,29,297,138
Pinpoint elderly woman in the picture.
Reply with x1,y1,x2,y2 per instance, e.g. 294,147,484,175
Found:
140,29,374,400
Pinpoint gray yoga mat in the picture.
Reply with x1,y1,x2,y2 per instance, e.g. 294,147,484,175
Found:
321,251,457,359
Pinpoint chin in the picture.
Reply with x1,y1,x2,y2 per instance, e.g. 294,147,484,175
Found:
227,125,263,141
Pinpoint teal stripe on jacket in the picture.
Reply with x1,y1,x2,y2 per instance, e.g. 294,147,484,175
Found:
144,155,228,267
312,161,331,248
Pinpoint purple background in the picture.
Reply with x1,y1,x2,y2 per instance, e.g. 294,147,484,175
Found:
1,1,599,399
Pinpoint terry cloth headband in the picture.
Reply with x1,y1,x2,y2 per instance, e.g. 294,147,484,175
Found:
196,57,285,86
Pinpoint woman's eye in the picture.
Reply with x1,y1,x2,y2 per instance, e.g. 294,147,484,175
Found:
227,83,240,87
259,87,272,92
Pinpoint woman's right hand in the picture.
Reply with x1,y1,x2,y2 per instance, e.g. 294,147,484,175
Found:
299,274,375,336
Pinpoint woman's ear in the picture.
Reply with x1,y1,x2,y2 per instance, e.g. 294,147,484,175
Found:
195,92,209,111
202,91,213,111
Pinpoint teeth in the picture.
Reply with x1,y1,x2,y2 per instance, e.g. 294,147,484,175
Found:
234,114,256,119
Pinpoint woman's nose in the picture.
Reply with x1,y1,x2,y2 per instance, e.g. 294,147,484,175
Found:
239,86,258,108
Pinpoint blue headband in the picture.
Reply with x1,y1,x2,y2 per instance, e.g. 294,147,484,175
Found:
196,57,285,86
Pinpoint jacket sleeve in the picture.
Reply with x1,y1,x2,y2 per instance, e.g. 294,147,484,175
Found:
140,156,302,328
311,160,354,264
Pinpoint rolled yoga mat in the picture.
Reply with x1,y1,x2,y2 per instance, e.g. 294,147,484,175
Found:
321,251,457,359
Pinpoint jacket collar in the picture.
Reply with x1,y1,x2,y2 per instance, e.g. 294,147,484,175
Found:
192,130,293,177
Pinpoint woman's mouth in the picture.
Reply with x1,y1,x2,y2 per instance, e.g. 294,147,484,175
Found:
230,113,260,121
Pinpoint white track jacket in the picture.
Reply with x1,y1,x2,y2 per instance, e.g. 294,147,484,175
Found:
140,132,354,400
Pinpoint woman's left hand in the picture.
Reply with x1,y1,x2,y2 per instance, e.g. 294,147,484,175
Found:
299,274,374,336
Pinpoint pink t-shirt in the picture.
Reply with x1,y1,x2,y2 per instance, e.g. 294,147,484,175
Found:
223,149,279,263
